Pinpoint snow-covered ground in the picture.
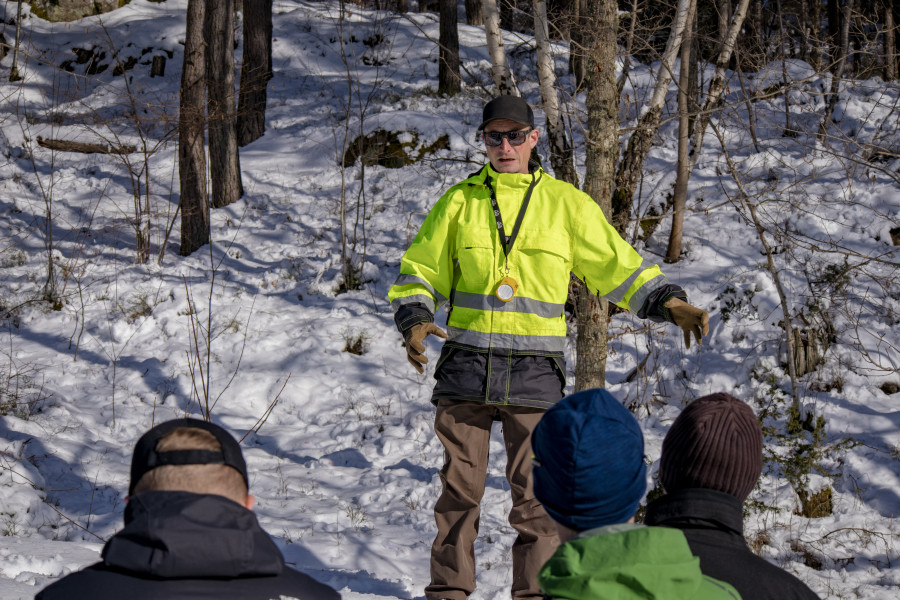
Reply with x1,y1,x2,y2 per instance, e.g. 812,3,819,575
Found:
1,1,899,598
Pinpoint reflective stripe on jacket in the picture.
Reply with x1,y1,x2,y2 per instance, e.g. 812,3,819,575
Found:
389,163,668,354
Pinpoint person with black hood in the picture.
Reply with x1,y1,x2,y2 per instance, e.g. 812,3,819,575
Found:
36,418,341,600
644,393,821,600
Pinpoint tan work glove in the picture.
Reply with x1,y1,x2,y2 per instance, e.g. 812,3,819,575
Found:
403,322,448,374
665,297,710,349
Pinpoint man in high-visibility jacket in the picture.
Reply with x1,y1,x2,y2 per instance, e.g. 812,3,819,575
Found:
388,95,709,600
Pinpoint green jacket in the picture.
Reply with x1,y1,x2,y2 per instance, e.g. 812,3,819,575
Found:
389,164,668,353
539,523,741,599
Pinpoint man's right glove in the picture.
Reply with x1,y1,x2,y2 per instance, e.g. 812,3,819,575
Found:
403,322,448,374
664,297,710,349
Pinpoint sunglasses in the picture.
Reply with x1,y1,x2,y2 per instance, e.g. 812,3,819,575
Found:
483,129,532,147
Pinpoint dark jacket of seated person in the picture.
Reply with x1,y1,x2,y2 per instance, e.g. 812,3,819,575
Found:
645,488,819,600
645,393,820,600
36,418,341,600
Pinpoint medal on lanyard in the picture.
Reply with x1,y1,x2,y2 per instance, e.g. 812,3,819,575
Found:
495,276,519,302
485,170,541,304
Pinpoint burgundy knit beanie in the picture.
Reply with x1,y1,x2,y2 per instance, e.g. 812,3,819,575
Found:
659,393,763,501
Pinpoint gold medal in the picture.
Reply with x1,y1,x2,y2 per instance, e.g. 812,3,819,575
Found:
495,276,519,302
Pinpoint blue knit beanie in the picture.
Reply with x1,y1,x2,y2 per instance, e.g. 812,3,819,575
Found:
532,388,647,531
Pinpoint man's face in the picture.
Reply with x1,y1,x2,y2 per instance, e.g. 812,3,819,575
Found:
483,118,539,175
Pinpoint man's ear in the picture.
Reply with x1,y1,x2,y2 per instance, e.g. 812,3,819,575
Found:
244,494,256,511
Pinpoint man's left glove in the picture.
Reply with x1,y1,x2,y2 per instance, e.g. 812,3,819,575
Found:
665,297,709,349
403,322,448,374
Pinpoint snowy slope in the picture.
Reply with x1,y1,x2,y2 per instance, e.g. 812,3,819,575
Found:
1,1,899,598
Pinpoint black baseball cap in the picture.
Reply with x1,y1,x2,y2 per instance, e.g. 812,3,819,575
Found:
129,418,249,496
478,95,535,130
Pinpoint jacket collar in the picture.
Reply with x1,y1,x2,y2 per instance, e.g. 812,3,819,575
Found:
643,487,745,538
102,491,284,579
466,162,545,186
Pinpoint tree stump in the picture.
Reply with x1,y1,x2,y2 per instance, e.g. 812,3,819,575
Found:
150,55,166,77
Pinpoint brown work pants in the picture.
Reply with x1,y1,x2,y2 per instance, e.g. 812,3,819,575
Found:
425,400,559,600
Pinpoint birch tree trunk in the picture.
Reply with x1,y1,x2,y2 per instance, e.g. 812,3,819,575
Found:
533,0,576,184
482,0,518,95
687,0,750,169
237,0,274,147
574,0,618,391
439,0,461,95
179,0,209,256
666,0,696,263
716,0,731,57
611,0,692,236
206,0,244,207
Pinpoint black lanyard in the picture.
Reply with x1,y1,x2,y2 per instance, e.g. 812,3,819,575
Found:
484,170,542,257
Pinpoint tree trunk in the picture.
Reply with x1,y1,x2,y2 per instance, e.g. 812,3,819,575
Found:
687,0,750,167
36,137,136,154
741,0,765,70
735,49,760,153
482,0,518,95
776,0,795,136
885,1,898,80
465,0,483,25
828,0,841,56
810,0,822,70
10,0,23,82
500,0,515,30
180,0,210,256
569,0,587,89
134,156,151,264
534,0,576,184
237,0,274,146
666,0,696,263
439,0,461,95
150,55,167,77
206,0,244,207
716,0,731,57
612,0,692,236
819,0,853,145
547,0,573,42
616,0,639,99
799,0,809,63
574,0,618,391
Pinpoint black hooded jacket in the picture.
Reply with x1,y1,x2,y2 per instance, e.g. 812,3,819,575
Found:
36,491,341,600
644,488,820,600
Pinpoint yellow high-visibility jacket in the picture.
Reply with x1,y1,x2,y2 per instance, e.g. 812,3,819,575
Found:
389,164,670,355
